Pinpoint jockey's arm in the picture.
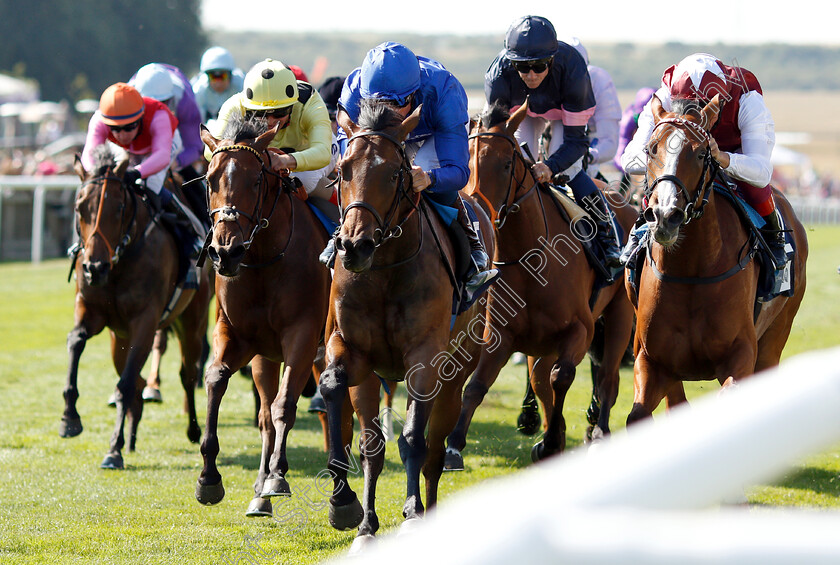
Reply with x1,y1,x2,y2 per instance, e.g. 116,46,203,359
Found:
80,114,110,172
285,97,332,172
135,112,176,178
588,67,622,164
175,94,204,169
544,123,590,175
720,91,775,187
620,88,669,175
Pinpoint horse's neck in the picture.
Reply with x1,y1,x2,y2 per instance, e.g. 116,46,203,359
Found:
652,195,729,275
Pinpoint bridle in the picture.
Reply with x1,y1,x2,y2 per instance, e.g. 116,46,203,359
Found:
339,130,422,255
75,170,141,269
206,143,294,268
467,129,538,229
644,117,720,225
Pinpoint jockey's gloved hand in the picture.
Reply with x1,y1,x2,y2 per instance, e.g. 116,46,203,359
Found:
124,168,142,187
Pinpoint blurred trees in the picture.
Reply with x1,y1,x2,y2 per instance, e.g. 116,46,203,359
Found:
0,0,205,102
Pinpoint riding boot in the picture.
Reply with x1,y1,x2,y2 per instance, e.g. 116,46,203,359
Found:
319,230,338,268
456,198,499,300
162,190,206,258
620,214,646,266
580,190,623,269
761,209,788,269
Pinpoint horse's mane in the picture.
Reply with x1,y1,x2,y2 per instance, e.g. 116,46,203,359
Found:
223,112,271,143
671,98,705,120
474,102,510,130
357,99,404,131
91,144,125,176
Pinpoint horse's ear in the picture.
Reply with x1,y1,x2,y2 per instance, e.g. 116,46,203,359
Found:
398,104,422,141
469,117,477,134
700,94,722,131
508,98,529,134
650,94,667,124
73,154,87,181
337,108,357,137
114,159,129,177
200,124,220,152
255,123,279,151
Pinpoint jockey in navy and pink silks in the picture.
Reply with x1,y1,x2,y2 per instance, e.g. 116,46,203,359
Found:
335,41,498,296
485,15,622,267
621,53,787,267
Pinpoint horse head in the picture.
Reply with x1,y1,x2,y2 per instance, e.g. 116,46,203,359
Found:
335,101,421,272
201,119,280,277
467,101,531,227
73,149,132,286
643,94,721,246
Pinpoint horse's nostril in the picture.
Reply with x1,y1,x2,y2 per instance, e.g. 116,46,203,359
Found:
665,210,686,230
643,207,656,223
335,237,345,252
207,247,220,262
229,245,245,263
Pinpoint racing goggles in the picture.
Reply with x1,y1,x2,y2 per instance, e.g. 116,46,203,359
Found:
246,106,294,120
513,58,552,74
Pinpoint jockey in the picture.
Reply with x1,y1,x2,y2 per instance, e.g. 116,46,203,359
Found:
130,63,204,185
486,15,622,268
206,58,337,202
621,53,787,268
334,41,499,297
191,46,246,124
80,82,204,254
561,36,622,181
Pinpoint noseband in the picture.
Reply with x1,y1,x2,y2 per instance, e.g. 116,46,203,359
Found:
467,130,536,229
645,117,720,224
340,130,420,247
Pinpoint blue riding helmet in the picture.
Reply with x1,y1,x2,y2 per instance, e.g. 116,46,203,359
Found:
360,41,421,106
504,15,559,61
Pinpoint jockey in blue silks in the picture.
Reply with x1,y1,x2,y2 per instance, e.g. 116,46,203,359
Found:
486,15,622,268
326,41,499,297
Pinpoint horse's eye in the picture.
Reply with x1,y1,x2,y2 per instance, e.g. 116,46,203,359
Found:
504,159,512,171
391,170,400,182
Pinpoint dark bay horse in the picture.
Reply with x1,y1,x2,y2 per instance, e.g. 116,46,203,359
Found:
61,146,212,469
321,102,494,551
197,117,331,517
445,102,637,464
626,94,807,422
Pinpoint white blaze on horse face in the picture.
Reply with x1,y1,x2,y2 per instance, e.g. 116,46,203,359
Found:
657,129,685,211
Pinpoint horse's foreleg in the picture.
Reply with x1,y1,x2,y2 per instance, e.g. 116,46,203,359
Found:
244,356,280,517
143,329,167,403
347,377,386,549
102,330,154,469
322,335,366,532
60,320,95,438
626,351,668,426
171,322,203,444
424,375,464,510
196,324,247,505
590,299,634,441
446,341,513,454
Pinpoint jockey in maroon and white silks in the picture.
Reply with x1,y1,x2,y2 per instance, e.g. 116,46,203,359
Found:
621,53,787,267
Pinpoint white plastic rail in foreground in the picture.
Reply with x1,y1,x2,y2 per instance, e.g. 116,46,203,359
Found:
327,346,840,565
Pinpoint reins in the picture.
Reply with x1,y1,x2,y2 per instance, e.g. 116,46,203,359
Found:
206,143,295,268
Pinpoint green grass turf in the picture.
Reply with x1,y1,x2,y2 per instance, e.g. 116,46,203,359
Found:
0,224,838,563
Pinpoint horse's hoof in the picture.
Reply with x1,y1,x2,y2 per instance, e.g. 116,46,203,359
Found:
260,475,291,498
530,441,545,463
443,447,464,471
349,534,376,555
186,424,201,444
516,408,541,436
329,494,364,531
59,417,83,438
100,453,124,469
589,426,605,443
142,387,163,403
195,479,225,505
245,496,273,517
398,517,423,536
107,392,117,408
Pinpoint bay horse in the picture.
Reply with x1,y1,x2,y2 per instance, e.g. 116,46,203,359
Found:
625,95,807,422
196,116,331,517
61,146,212,469
445,102,637,465
321,101,494,551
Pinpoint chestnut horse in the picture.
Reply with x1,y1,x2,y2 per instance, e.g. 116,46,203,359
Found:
445,102,637,465
61,146,212,469
321,102,494,551
626,95,807,422
196,117,331,517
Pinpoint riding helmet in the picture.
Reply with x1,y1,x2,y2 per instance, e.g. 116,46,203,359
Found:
242,59,298,110
132,63,177,102
360,42,421,107
99,83,144,126
504,15,560,61
200,46,236,73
